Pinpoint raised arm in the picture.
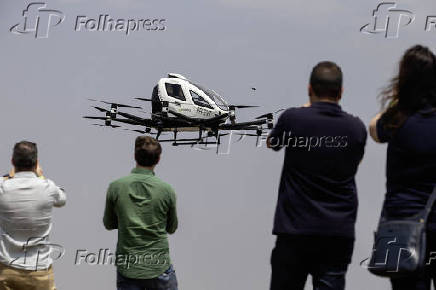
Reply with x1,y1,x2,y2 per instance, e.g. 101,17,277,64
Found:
48,179,66,207
267,112,287,151
369,113,383,143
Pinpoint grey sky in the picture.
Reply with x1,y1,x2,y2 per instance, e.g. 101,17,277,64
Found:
1,0,436,289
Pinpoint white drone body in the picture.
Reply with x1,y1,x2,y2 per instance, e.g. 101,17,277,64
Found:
154,73,230,121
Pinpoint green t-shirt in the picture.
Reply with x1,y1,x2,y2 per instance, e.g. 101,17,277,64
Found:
103,167,178,279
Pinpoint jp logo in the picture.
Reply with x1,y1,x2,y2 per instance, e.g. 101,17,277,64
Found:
9,236,65,271
361,2,415,39
10,2,65,39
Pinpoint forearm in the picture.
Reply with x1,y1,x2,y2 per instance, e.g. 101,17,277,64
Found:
369,113,383,143
103,215,118,230
166,208,178,234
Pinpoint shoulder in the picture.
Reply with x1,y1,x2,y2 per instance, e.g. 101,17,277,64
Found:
38,178,64,193
154,176,175,193
281,107,304,118
341,110,367,131
109,175,132,188
276,107,306,125
407,110,436,125
152,176,176,200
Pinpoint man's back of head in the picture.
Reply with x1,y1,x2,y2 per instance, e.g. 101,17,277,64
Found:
12,141,38,172
135,136,162,168
309,61,343,102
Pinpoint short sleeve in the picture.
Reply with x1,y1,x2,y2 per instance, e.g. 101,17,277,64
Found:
376,113,392,143
47,179,66,207
268,111,288,151
166,185,178,234
103,183,118,230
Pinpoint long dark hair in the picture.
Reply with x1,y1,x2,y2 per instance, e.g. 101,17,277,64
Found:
381,45,436,131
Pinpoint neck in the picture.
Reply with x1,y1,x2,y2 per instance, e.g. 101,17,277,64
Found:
136,164,155,171
14,169,36,173
311,97,339,104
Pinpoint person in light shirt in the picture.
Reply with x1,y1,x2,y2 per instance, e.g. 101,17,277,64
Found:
0,141,66,290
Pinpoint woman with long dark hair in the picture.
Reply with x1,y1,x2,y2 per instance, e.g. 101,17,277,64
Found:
369,44,436,289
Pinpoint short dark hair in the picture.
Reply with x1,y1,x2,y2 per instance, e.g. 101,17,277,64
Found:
135,136,162,167
310,61,343,99
12,141,38,171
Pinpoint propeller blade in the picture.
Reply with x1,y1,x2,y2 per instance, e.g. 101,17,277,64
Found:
256,109,285,120
100,101,142,109
83,116,106,120
135,98,153,102
256,113,272,120
124,129,167,135
93,106,109,113
131,129,148,134
87,98,142,109
230,105,259,109
234,133,267,137
92,124,121,128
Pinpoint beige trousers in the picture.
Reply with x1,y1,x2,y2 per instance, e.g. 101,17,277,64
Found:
0,263,56,290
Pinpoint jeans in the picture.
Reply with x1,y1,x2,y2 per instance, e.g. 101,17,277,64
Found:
390,232,436,290
270,235,354,290
117,265,178,290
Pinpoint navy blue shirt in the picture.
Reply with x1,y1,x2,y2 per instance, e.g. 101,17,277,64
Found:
269,101,367,238
377,108,436,231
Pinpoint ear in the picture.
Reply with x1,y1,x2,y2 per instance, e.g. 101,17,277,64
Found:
337,87,343,101
308,85,316,103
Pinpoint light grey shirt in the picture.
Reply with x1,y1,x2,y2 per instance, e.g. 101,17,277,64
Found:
0,171,66,270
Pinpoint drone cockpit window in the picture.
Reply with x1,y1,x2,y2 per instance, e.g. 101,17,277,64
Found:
165,83,186,101
190,90,213,109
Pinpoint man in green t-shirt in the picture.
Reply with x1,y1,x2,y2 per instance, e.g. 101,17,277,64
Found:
103,136,178,290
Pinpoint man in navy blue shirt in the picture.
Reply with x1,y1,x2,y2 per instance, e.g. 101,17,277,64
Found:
267,61,367,290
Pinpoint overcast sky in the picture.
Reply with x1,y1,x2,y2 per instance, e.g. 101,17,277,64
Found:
1,0,436,289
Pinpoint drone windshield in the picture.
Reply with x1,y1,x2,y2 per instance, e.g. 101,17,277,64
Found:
194,83,229,111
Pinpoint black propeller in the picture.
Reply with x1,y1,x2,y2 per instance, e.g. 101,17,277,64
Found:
83,116,107,120
229,105,259,109
93,106,109,113
135,97,153,102
234,133,268,137
92,124,121,128
88,99,142,109
256,109,284,120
